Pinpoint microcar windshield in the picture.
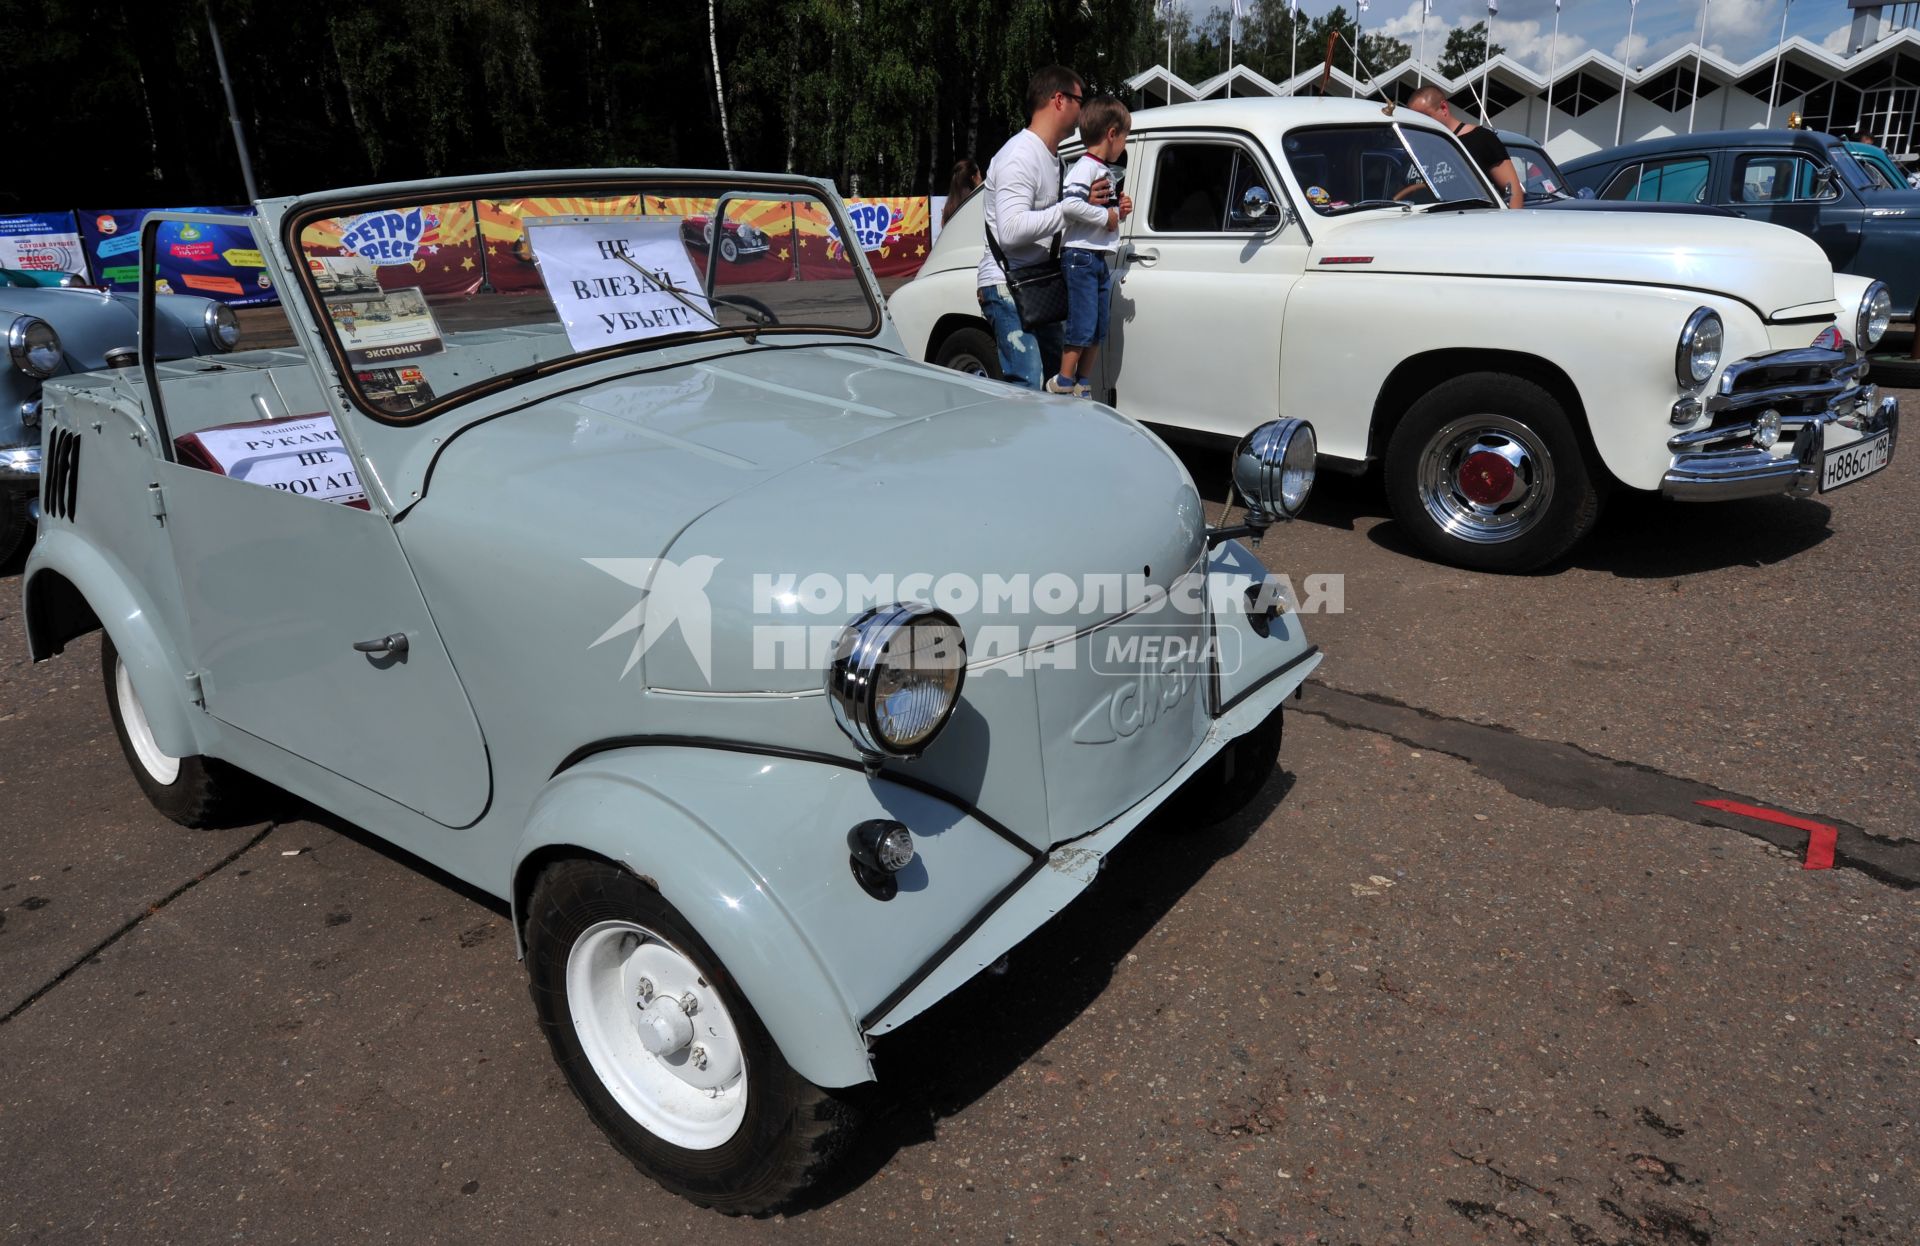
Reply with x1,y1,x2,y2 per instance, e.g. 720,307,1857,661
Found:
1281,124,1496,215
289,178,884,422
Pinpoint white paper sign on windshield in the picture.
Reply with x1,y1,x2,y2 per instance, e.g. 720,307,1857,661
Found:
526,216,713,353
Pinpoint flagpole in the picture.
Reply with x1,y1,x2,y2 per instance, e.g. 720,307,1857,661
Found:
1767,0,1795,127
1688,0,1709,133
1544,1,1560,143
1356,1,1365,97
1481,2,1495,124
1615,0,1637,146
1228,2,1235,98
1290,1,1299,94
1418,9,1428,86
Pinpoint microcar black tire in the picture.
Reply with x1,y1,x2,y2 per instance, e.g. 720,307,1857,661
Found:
100,634,247,828
0,488,33,566
524,859,863,1216
1178,704,1285,828
1383,373,1603,573
932,323,1004,380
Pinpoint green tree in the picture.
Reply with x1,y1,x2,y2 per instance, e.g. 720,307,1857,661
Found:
1439,20,1504,80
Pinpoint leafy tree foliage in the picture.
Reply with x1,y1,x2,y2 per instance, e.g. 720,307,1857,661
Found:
1439,20,1504,80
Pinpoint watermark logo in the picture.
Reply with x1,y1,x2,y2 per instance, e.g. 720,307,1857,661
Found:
585,556,722,681
586,561,1343,683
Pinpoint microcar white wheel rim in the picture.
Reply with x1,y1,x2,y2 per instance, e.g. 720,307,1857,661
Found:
115,658,180,785
566,920,748,1150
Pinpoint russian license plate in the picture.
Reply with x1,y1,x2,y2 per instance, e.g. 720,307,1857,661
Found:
1821,432,1891,492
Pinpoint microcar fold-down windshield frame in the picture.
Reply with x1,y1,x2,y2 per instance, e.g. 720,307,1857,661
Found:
281,172,889,426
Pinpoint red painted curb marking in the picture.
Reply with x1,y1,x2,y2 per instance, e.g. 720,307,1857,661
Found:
1695,799,1838,870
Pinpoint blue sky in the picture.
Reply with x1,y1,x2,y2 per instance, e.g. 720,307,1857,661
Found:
1182,1,1873,74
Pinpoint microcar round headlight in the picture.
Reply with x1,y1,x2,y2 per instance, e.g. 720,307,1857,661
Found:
204,302,241,352
1232,418,1317,525
7,316,62,378
738,224,764,245
1676,307,1722,388
56,272,88,288
1857,281,1891,351
827,603,966,759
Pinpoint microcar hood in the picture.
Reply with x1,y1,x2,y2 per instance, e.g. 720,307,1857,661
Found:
1313,209,1837,319
419,344,1207,693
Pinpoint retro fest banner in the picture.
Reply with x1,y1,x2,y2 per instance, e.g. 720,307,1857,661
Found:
76,207,279,306
476,195,937,291
298,201,484,298
0,212,87,276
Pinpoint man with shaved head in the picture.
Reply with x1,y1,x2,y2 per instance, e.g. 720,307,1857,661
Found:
1406,85,1524,209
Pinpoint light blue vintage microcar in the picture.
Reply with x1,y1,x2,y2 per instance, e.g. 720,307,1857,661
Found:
1,269,242,561
21,171,1322,1213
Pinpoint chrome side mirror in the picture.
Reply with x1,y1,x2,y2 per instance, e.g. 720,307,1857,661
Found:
1239,185,1275,220
1813,166,1841,199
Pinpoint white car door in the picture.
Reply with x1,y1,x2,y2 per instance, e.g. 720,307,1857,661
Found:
1100,134,1308,438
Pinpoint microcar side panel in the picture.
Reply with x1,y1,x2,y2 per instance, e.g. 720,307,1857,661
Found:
516,748,1039,1088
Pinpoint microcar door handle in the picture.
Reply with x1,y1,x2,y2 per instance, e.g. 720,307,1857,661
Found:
352,632,409,656
1124,246,1160,266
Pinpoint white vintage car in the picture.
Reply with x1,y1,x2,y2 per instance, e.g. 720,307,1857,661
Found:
889,99,1900,572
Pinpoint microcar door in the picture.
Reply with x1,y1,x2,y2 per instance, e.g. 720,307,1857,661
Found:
139,263,491,827
1102,135,1306,436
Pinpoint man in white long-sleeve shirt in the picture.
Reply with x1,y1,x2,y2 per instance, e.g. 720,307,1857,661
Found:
977,65,1117,389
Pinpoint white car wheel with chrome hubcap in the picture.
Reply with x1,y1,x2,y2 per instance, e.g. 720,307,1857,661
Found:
1386,372,1602,573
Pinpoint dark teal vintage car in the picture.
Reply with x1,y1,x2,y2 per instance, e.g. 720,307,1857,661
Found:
1562,129,1919,321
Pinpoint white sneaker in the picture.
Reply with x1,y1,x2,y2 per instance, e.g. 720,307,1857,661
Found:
1043,375,1077,395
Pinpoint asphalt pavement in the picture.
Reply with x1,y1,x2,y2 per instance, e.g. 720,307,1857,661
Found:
1,370,1914,1244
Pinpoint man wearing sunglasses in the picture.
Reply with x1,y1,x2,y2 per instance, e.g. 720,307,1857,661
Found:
977,65,1118,389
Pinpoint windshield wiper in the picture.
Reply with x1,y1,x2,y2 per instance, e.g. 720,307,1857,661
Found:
1324,199,1409,216
1421,198,1500,213
611,251,725,330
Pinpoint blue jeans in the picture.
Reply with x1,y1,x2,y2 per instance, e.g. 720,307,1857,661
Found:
978,284,1062,390
1061,248,1111,349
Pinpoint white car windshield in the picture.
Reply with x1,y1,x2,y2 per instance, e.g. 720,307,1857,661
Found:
1282,124,1496,215
290,178,883,422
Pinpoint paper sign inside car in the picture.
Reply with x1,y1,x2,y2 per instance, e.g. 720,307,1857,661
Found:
174,413,369,507
527,216,712,353
326,288,443,368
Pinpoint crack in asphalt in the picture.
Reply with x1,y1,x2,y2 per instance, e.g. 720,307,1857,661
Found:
1295,682,1918,890
0,822,281,1027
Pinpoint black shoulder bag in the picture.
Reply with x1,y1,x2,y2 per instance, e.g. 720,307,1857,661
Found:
984,161,1070,329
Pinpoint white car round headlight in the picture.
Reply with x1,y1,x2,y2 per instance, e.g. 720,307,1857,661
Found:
7,315,62,378
1232,418,1317,525
828,603,966,760
1676,307,1723,388
1857,281,1891,351
204,302,242,352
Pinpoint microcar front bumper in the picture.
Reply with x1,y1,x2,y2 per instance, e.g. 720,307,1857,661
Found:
1662,345,1899,501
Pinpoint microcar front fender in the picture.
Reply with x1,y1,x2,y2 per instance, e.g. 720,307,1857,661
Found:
511,743,1040,1089
24,526,202,758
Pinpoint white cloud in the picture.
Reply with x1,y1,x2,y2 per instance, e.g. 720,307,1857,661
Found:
1705,0,1775,43
1820,21,1851,54
1371,0,1589,74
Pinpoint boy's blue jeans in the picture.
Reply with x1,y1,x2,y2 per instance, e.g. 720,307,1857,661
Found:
978,284,1062,390
1060,248,1112,351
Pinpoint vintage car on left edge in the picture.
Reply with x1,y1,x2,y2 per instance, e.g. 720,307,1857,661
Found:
1,268,241,562
890,99,1900,572
21,172,1323,1213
